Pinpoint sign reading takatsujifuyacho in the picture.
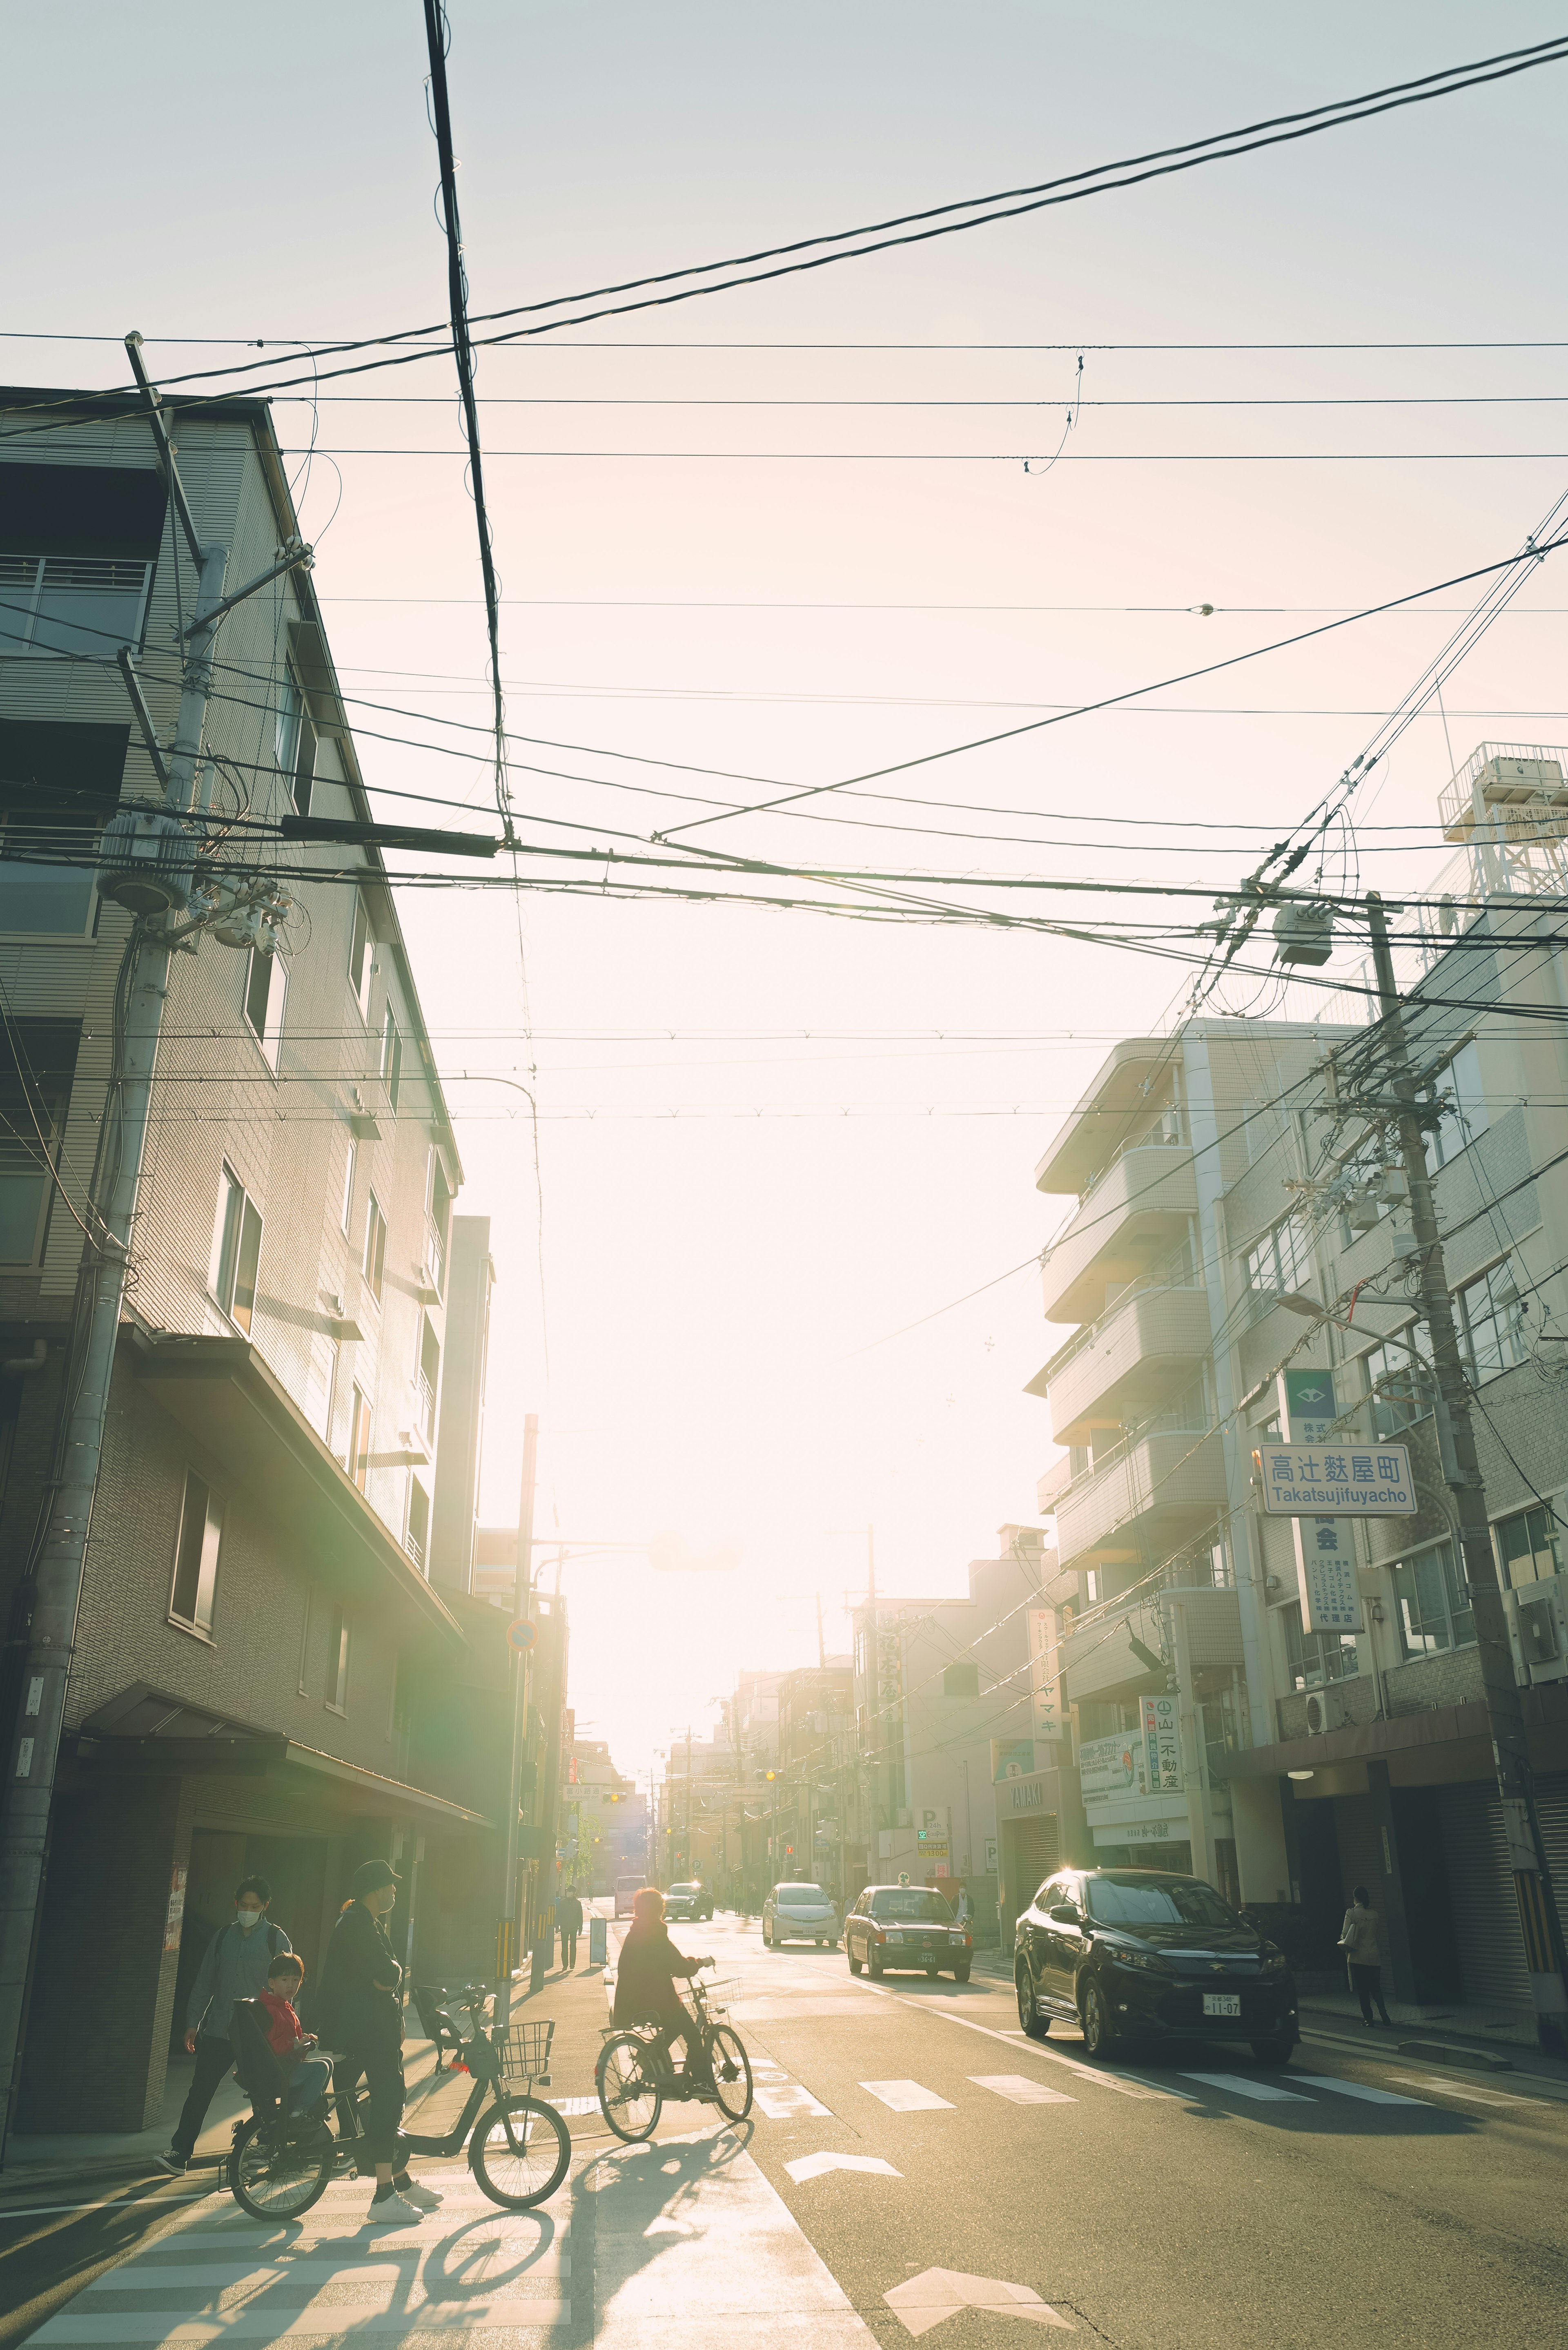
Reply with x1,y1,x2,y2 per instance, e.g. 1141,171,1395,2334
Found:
1253,1440,1415,1516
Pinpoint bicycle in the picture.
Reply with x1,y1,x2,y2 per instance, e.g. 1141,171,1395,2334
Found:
595,1970,754,2142
228,1984,571,2221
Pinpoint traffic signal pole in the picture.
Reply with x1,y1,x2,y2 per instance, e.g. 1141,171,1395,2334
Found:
1365,892,1568,2050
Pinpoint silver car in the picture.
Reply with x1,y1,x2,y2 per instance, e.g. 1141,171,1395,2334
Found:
763,1881,840,1948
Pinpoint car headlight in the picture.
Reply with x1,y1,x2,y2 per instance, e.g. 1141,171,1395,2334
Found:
1262,1949,1288,1973
1116,1949,1171,1975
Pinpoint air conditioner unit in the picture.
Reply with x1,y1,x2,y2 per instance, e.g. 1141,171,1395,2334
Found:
1304,1687,1354,1734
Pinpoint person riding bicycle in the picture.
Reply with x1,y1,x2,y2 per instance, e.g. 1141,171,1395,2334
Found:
612,1888,714,2088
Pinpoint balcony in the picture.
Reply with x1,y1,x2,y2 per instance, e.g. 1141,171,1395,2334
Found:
1054,1426,1226,1574
1033,1283,1212,1449
1060,1581,1244,1707
1040,1146,1196,1325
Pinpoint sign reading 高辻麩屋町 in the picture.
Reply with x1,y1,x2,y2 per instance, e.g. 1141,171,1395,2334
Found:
1252,1440,1414,1516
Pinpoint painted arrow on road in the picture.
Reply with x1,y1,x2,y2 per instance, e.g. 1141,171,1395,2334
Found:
784,2151,902,2183
884,2269,1074,2337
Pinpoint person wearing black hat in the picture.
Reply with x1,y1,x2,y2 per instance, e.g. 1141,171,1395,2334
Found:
319,1859,441,2227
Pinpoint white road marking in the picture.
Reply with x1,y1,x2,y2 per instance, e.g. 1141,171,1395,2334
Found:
1289,2073,1426,2106
1385,2074,1532,2105
860,2079,957,2112
969,2074,1076,2106
1179,2072,1314,2103
33,2313,572,2342
755,2081,833,2119
884,2266,1074,2337
851,1976,1172,2097
785,2152,903,2182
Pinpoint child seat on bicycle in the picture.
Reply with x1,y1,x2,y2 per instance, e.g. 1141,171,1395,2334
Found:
611,1889,714,2083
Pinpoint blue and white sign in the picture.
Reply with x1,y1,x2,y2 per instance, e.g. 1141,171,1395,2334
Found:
1293,1516,1364,1635
1253,1440,1415,1516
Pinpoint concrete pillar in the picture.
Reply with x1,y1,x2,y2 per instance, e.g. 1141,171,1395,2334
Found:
1365,1759,1419,2004
1230,1776,1293,1907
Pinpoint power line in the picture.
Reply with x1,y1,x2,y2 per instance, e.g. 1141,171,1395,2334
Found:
276,444,1568,463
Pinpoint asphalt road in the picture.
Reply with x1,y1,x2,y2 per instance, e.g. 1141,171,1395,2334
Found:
2,1911,1564,2350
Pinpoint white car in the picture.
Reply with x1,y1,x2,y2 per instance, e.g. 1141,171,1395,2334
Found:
763,1881,840,1948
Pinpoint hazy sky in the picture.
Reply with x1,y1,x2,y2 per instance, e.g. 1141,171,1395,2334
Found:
9,5,1568,1769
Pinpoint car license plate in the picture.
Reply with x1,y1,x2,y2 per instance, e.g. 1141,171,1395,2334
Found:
1202,1993,1241,2018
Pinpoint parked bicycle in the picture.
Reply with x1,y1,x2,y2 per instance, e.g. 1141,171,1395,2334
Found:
595,1969,753,2141
228,1983,570,2220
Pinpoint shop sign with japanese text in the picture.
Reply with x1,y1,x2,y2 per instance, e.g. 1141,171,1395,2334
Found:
1141,1694,1181,1793
1254,1440,1415,1515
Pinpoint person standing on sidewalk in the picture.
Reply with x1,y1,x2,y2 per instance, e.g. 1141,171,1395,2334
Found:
159,1877,290,2174
556,1887,584,1972
1340,1884,1393,2027
318,1859,443,2229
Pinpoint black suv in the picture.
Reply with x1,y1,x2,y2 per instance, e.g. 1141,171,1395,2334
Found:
1014,1867,1297,2065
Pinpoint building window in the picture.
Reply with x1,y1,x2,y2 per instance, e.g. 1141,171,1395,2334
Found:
0,1081,64,1266
1392,1538,1475,1658
169,1469,223,1636
425,1152,451,1296
1245,1213,1314,1313
1495,1504,1562,1590
363,1191,387,1303
381,1008,402,1113
274,662,316,816
416,1315,440,1443
243,946,288,1072
1282,1600,1359,1691
942,1661,980,1698
0,553,153,658
340,1137,356,1236
348,892,374,1021
1427,1040,1490,1172
1454,1259,1526,1384
1358,1325,1437,1439
405,1476,430,1571
325,1603,350,1713
297,1585,313,1694
348,1385,372,1492
209,1164,263,1334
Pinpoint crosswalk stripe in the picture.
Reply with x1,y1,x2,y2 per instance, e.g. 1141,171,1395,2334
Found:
31,2307,572,2343
1383,2073,1531,2105
85,2254,572,2288
755,2082,833,2119
1179,2072,1314,2103
1289,2073,1426,2107
969,2075,1076,2106
859,2080,956,2112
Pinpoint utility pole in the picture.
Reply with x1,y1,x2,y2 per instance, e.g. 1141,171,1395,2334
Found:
498,1410,538,2022
1365,891,1568,2049
0,338,312,2158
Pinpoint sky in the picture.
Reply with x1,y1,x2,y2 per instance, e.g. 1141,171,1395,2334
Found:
8,4,1568,1771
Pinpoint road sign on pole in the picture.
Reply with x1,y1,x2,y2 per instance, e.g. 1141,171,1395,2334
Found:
507,1617,537,1654
1253,1440,1415,1515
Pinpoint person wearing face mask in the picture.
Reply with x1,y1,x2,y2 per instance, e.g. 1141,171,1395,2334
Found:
158,1876,291,2174
319,1858,443,2227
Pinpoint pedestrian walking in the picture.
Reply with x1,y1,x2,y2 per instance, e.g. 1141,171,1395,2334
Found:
318,1858,444,2229
557,1887,584,1971
159,1876,291,2173
1340,1883,1393,2026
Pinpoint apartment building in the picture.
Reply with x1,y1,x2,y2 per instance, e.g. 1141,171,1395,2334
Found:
1027,746,1568,2025
849,1525,1051,1929
771,1661,853,1897
0,386,510,2133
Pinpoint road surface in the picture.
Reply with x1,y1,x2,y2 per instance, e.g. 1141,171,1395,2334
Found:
2,1909,1564,2348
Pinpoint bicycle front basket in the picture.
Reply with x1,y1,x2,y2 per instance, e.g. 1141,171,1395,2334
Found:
498,2020,556,2090
695,1976,742,2020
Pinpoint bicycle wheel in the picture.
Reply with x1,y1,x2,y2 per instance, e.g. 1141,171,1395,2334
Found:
708,2027,753,2123
597,2033,662,2143
468,2096,571,2210
229,2114,332,2221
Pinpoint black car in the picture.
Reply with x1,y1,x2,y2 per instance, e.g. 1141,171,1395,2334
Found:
664,1881,714,1922
1014,1867,1298,2064
845,1884,973,1981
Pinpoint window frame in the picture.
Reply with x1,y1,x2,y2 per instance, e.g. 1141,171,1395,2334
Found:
348,1383,372,1493
325,1601,350,1715
169,1467,223,1639
209,1163,263,1335
1355,1322,1437,1440
363,1190,387,1304
348,891,374,1022
381,1007,402,1112
243,944,288,1073
405,1474,430,1572
339,1137,356,1236
0,806,102,940
0,552,154,660
1281,1598,1359,1692
1244,1211,1314,1315
1494,1503,1562,1591
1453,1257,1526,1385
0,1078,65,1268
274,659,316,817
1391,1536,1475,1660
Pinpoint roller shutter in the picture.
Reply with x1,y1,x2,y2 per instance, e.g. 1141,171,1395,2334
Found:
1011,1815,1059,1904
1437,1782,1532,2013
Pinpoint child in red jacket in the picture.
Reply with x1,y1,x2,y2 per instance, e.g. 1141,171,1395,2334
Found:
260,1953,332,2112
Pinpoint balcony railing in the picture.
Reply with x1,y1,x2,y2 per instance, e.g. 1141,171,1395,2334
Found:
415,1369,437,1443
426,1217,447,1299
1040,1146,1197,1327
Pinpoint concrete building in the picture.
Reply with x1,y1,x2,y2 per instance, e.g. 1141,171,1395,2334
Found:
1026,745,1568,2026
850,1526,1053,1933
0,386,512,2134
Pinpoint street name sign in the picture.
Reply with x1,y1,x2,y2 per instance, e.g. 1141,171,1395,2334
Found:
1253,1440,1415,1515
